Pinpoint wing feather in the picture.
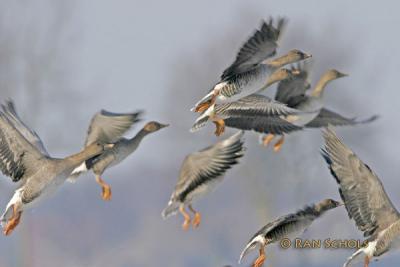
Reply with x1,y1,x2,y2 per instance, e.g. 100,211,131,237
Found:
221,18,287,80
172,131,245,202
85,110,142,146
322,127,399,237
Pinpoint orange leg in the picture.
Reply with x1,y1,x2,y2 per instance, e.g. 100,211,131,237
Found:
273,136,285,152
364,256,370,267
95,175,112,201
213,119,225,136
253,247,266,267
194,93,217,113
262,134,275,147
179,205,191,231
188,204,201,229
3,205,22,236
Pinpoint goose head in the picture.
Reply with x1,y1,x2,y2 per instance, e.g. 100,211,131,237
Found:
144,121,169,132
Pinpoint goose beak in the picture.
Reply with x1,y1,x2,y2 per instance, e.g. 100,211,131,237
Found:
338,201,345,206
160,123,169,128
105,143,115,149
303,52,312,59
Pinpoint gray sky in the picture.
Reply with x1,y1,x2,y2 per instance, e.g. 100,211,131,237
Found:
0,0,399,266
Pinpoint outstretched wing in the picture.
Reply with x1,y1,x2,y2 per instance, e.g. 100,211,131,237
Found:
275,62,311,106
322,127,400,238
215,94,302,117
1,100,49,156
172,131,245,202
305,108,378,128
221,18,287,80
85,110,142,146
0,111,45,182
224,116,302,135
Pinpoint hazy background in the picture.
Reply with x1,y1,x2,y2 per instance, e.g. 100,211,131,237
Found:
0,0,398,266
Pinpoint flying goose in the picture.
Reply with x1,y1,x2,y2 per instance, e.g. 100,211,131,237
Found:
162,131,244,230
0,101,112,235
322,128,400,267
70,110,168,200
260,64,368,151
191,18,311,115
239,199,342,267
190,94,303,137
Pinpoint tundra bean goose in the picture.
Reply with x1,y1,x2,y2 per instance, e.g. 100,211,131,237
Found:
0,101,112,235
191,18,311,120
162,131,244,230
322,128,400,267
239,199,341,267
190,94,303,137
70,110,168,200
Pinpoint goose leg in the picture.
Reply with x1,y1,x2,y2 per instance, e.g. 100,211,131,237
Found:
179,205,191,231
261,134,275,147
273,136,285,152
253,246,266,267
95,175,112,201
3,204,22,236
213,119,225,137
188,204,201,228
364,256,370,267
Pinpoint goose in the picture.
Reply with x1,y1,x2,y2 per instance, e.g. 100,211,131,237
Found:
191,18,311,115
162,131,244,230
190,94,303,137
69,110,168,200
260,65,349,151
239,199,342,267
0,101,113,235
322,128,400,267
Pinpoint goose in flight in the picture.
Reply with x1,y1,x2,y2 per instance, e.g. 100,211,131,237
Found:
190,94,303,137
322,128,400,267
239,199,342,267
70,110,168,200
162,131,244,230
0,101,112,235
191,18,311,116
261,63,376,151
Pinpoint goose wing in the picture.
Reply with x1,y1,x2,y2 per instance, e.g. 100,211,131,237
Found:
0,111,45,182
305,108,379,128
215,94,301,117
85,110,142,146
171,131,245,202
275,63,311,106
1,100,49,156
224,116,302,135
221,18,287,80
322,127,400,238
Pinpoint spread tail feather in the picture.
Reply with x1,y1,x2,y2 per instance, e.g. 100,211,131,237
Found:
357,114,379,124
191,91,214,112
1,189,22,228
161,200,180,219
239,235,265,264
343,248,364,267
190,115,210,132
67,162,88,183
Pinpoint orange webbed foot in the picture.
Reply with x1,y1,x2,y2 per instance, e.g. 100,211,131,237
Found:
213,119,225,137
253,248,266,267
3,205,22,236
179,206,191,231
96,175,112,201
273,136,285,152
262,134,275,147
